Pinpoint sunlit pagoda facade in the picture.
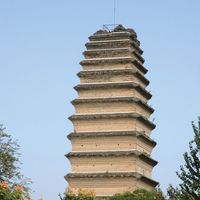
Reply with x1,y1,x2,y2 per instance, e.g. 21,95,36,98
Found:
66,25,158,199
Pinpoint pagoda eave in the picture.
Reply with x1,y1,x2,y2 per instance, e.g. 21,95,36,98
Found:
86,39,143,55
74,82,152,100
65,172,158,187
77,69,149,85
89,31,136,41
66,150,158,167
67,131,156,147
71,96,154,113
133,51,145,63
69,112,155,129
133,59,148,74
83,49,144,64
80,56,134,65
80,57,147,72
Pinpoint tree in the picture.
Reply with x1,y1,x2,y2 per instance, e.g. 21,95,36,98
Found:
62,188,165,200
167,185,193,200
174,118,200,200
63,188,95,200
0,181,30,200
0,125,22,184
110,189,165,200
0,125,32,199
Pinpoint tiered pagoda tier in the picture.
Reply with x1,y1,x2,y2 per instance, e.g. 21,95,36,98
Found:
66,25,158,198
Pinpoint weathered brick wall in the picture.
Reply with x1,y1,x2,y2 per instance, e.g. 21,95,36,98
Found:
80,74,146,88
71,136,153,154
68,177,154,196
72,118,152,135
70,156,153,176
74,102,151,118
77,88,148,102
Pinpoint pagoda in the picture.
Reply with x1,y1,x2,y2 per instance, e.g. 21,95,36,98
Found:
66,25,158,198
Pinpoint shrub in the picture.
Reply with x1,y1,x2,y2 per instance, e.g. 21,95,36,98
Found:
110,189,165,200
0,181,30,200
63,188,95,200
61,188,95,200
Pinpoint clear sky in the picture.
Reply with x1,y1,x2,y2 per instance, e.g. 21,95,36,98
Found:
0,0,200,199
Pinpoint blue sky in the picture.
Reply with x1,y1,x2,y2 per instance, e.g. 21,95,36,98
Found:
0,0,200,199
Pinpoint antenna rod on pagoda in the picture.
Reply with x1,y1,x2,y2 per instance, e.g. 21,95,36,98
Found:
114,0,116,28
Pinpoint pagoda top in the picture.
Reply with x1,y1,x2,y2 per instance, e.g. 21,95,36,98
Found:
95,24,137,36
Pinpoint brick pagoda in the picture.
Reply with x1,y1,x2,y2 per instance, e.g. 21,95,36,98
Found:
66,25,158,198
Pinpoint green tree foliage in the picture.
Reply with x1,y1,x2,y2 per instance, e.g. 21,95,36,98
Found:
0,182,29,200
63,193,94,200
62,188,95,200
62,189,164,200
0,125,22,184
0,189,23,200
167,185,193,200
109,189,165,200
0,125,31,199
175,118,200,200
167,118,200,200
